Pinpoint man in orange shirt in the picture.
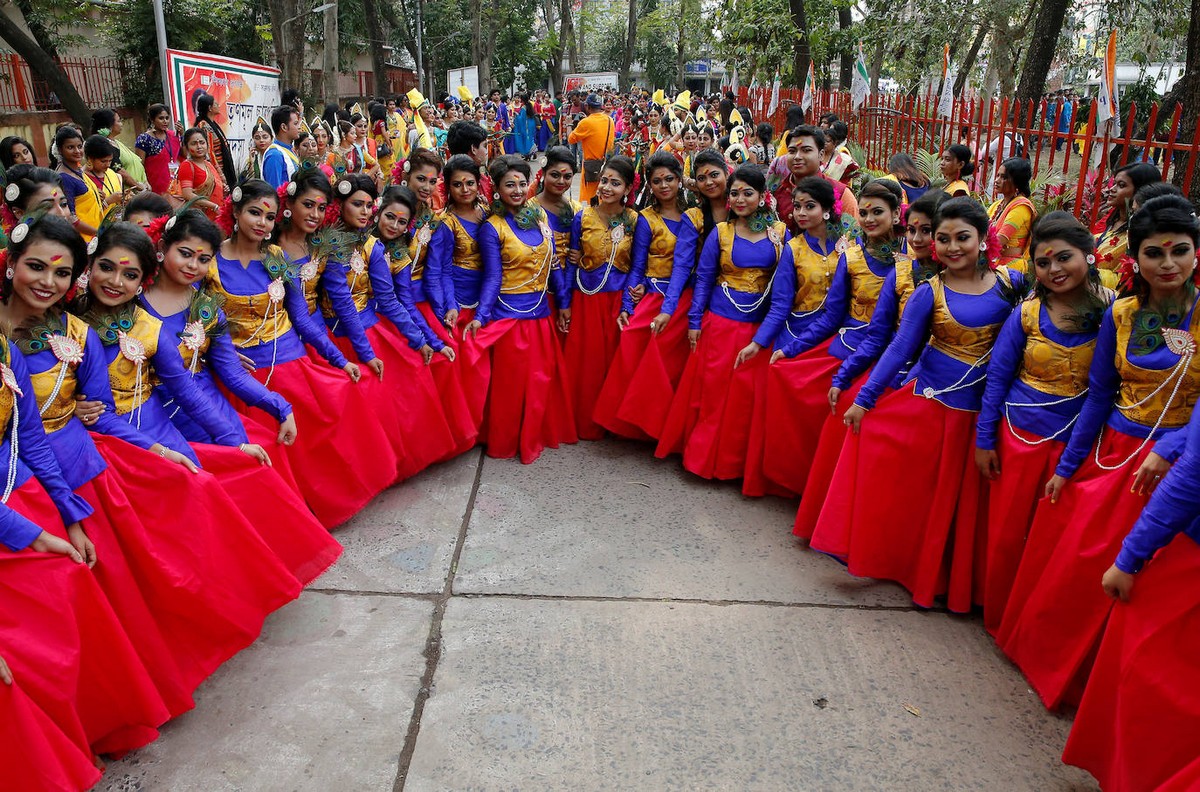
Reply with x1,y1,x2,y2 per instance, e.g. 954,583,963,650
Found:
567,93,614,202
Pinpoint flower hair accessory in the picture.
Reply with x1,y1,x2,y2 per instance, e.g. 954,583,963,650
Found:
86,236,99,255
337,179,352,196
4,184,19,203
10,221,28,244
286,181,298,196
231,186,243,203
983,225,1002,270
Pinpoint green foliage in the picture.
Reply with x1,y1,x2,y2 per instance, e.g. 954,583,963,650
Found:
1120,76,1162,133
104,0,269,109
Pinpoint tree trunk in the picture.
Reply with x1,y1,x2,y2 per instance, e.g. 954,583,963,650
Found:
1175,0,1200,200
1014,0,1063,100
870,38,885,93
955,22,989,96
675,17,686,87
788,0,810,88
838,6,853,89
619,0,638,91
267,0,307,92
362,0,390,96
0,10,90,125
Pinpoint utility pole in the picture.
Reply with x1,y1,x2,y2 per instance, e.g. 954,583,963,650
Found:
152,0,171,108
323,0,339,103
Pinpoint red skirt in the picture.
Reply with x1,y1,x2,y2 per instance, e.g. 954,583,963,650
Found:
476,317,577,464
1062,535,1200,792
979,422,1062,635
333,323,456,478
996,428,1153,710
416,301,479,455
655,313,770,481
238,355,400,528
564,290,624,440
593,291,693,442
809,382,988,613
86,435,303,694
0,679,102,792
751,340,841,496
448,306,488,432
3,480,169,757
792,374,869,537
189,441,342,585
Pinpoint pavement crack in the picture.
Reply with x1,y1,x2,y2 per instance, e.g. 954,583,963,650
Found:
392,447,486,791
452,591,948,613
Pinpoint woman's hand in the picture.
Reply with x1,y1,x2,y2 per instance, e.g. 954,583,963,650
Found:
29,529,84,563
975,448,1001,480
688,328,701,352
437,346,456,362
65,522,97,568
1132,451,1170,496
827,387,842,414
842,404,867,434
649,312,671,335
770,349,790,364
465,319,482,339
420,344,435,365
74,395,104,427
366,357,385,381
734,341,761,368
276,413,298,445
443,309,459,331
152,444,199,473
617,311,630,330
239,442,272,466
627,284,646,305
343,361,361,382
556,308,572,334
0,654,11,685
238,352,256,372
567,249,582,265
1101,564,1137,602
1044,474,1068,503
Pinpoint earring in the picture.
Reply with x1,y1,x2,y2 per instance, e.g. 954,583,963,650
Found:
979,242,987,251
4,268,11,279
758,199,765,208
822,212,830,220
156,252,164,262
282,209,292,219
1086,254,1096,266
1133,261,1141,274
233,222,239,234
494,193,500,202
136,286,143,295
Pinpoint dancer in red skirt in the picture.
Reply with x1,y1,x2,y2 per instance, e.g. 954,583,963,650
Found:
792,188,945,529
757,179,903,496
465,155,577,462
1063,390,1200,792
564,155,637,440
809,197,1023,613
327,174,462,474
972,212,1110,634
207,179,401,527
594,152,694,441
532,146,581,296
998,193,1200,709
655,164,788,481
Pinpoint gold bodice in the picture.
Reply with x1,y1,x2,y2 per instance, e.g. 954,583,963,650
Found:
716,221,786,295
927,268,1013,365
489,213,552,294
30,313,90,433
407,210,444,282
446,212,482,272
1017,298,1096,397
206,252,294,348
579,207,634,274
640,208,681,280
845,242,888,323
1112,296,1200,428
107,307,161,416
789,237,837,314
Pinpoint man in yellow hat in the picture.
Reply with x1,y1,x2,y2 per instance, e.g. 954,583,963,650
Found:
406,88,436,151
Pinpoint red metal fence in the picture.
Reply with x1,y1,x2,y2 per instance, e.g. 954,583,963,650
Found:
737,86,1200,227
0,54,130,113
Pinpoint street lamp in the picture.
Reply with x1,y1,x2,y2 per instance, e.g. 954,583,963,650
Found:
282,2,335,27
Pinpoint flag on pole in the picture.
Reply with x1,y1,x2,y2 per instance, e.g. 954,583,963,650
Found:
767,70,781,117
942,44,950,80
730,67,739,94
851,43,870,110
801,61,815,113
1096,30,1119,130
938,63,956,118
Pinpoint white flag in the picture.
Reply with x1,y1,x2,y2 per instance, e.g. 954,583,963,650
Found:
938,66,956,118
851,44,870,110
801,62,815,113
767,71,781,117
730,67,739,93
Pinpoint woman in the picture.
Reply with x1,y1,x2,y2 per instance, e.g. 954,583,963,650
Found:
792,189,945,534
564,155,637,440
655,165,788,481
331,176,466,472
1063,399,1200,792
997,194,1200,711
973,212,1109,634
369,103,396,177
4,214,307,712
940,144,973,197
0,135,35,169
193,91,237,191
808,197,1022,614
511,94,537,158
176,128,224,217
988,157,1037,273
747,123,774,172
3,166,73,223
74,135,124,239
50,126,89,223
328,120,374,178
123,191,172,230
594,152,694,441
757,179,902,497
242,118,272,182
90,108,148,188
533,146,581,287
1093,162,1162,289
465,155,576,463
207,179,401,527
821,121,857,184
135,103,180,195
313,119,333,164
883,152,930,204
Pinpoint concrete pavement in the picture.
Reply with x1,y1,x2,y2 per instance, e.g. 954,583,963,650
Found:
99,440,1097,791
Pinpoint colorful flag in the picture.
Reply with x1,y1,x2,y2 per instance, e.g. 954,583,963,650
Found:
801,61,815,113
767,70,781,117
1096,30,1119,130
730,67,739,94
851,43,870,110
938,55,956,119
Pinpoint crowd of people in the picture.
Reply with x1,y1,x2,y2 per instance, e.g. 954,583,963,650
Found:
0,81,1196,792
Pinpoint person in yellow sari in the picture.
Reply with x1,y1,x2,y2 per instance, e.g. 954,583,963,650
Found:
988,157,1037,273
75,136,124,240
1094,162,1162,289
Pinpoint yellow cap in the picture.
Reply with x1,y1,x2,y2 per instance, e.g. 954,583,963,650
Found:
652,89,666,106
672,90,691,110
729,109,743,125
407,88,428,111
350,102,363,117
695,106,707,123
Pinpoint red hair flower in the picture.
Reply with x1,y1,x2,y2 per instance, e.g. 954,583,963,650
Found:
215,195,235,238
984,225,1002,270
145,215,170,246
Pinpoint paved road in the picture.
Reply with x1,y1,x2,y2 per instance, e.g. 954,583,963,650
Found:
100,440,1098,791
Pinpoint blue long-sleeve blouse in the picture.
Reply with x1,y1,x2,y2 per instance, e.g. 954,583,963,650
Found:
433,213,484,311
295,252,375,364
476,213,568,324
687,224,788,330
659,209,704,317
624,211,685,315
753,232,838,348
